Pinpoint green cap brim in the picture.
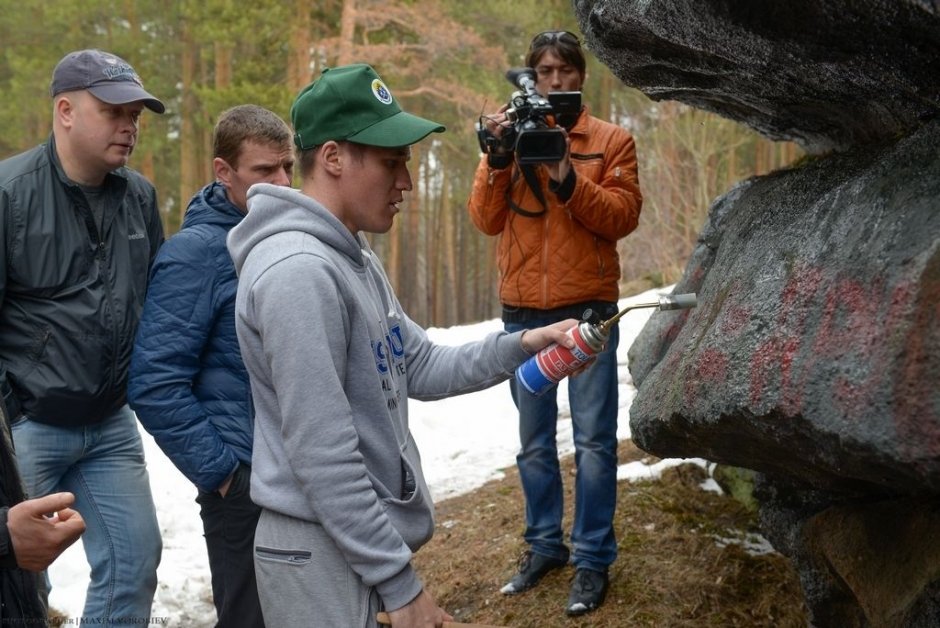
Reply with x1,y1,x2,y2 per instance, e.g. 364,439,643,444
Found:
347,110,445,147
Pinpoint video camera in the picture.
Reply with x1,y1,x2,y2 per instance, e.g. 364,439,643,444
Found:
477,67,581,165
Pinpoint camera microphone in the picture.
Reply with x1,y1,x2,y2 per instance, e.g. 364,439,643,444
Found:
506,67,537,92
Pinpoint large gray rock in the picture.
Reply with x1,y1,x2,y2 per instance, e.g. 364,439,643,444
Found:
628,113,940,628
574,0,940,153
574,2,940,624
627,118,939,494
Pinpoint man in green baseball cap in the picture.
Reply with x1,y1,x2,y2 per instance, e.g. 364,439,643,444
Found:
226,63,578,627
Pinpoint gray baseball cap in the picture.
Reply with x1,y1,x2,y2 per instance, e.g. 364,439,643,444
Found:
50,49,165,114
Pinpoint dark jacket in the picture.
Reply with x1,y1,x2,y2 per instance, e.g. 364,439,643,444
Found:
129,182,252,493
0,411,46,624
0,136,163,427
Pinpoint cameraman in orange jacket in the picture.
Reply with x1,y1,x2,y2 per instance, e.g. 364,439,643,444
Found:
468,28,642,618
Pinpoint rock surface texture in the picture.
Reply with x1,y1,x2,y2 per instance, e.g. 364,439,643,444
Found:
574,1,940,626
575,0,940,154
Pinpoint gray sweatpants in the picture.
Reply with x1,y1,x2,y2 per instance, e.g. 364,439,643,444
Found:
254,508,381,627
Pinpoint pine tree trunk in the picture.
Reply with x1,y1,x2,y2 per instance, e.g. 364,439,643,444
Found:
179,25,198,226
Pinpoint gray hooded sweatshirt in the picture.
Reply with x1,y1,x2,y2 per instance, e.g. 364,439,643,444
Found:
226,183,532,610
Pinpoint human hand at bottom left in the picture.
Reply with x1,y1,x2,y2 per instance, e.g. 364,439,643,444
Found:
8,491,86,571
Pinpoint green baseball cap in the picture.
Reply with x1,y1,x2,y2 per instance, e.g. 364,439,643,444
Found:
291,64,445,150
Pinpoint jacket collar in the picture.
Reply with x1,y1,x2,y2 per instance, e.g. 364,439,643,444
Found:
45,133,129,191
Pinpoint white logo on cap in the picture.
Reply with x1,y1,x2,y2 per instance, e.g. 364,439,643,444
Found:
371,79,393,105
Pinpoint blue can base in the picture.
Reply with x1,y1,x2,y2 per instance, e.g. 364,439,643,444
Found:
515,359,557,396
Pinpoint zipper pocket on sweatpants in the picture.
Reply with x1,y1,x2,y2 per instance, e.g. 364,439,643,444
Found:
254,546,312,565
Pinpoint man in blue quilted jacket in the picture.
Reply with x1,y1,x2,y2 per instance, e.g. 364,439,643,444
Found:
128,104,293,628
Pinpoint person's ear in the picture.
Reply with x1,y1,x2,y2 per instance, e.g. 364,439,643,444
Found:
54,95,76,129
321,141,343,175
213,157,234,187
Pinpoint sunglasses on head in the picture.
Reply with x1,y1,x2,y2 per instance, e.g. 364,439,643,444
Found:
530,30,581,49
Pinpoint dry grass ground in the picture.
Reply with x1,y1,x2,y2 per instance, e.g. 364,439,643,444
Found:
49,442,807,627
414,440,809,627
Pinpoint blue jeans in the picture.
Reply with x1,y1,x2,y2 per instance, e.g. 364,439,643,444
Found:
506,319,619,573
12,405,162,626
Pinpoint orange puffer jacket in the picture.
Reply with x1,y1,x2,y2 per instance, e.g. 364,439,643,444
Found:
468,108,642,310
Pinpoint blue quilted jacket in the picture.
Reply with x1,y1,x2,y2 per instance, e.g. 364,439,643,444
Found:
129,182,251,492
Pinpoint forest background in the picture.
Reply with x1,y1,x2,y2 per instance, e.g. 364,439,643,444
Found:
0,0,799,328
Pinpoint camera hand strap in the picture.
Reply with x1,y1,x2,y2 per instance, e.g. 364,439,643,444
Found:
507,163,548,218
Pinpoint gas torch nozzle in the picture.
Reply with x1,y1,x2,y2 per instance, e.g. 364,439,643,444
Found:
597,293,698,335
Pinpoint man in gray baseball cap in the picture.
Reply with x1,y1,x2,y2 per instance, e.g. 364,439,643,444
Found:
0,49,165,624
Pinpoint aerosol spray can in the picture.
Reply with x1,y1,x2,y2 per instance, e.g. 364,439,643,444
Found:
514,293,698,396
515,320,608,396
